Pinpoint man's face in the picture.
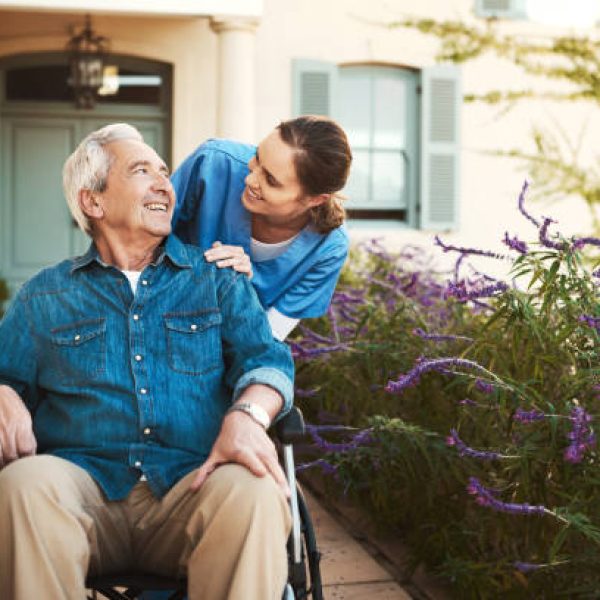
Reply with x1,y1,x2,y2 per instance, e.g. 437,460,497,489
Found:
94,139,174,240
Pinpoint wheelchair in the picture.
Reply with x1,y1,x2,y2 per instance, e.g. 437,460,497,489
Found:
87,407,323,600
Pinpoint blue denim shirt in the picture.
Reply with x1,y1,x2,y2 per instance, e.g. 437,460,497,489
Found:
0,235,294,500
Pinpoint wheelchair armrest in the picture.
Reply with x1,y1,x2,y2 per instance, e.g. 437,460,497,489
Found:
275,406,306,445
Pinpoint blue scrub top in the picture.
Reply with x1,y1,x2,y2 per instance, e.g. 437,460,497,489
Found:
171,139,349,319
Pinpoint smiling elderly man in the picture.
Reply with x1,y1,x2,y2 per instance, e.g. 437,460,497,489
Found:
0,123,294,600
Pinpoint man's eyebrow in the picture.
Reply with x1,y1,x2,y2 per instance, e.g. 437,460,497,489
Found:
128,160,170,174
255,147,280,186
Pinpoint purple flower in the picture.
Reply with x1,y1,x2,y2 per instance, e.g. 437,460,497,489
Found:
298,325,335,345
513,407,547,423
579,315,600,332
517,180,540,228
572,236,600,250
386,357,497,394
413,328,474,343
564,406,595,464
434,235,505,260
290,341,348,360
459,398,477,406
514,562,543,574
503,232,528,254
295,387,318,398
445,280,508,302
327,305,340,340
306,424,373,453
446,429,501,460
296,458,338,476
467,477,549,517
475,379,495,394
539,217,567,251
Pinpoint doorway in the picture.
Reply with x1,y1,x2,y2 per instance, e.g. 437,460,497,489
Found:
0,52,172,293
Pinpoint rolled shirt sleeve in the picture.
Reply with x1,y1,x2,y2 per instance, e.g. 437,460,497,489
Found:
216,269,295,419
0,285,38,406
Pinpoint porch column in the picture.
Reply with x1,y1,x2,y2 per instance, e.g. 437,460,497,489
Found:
210,18,259,143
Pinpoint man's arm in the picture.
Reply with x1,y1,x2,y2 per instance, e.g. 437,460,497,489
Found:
0,385,36,467
191,271,294,496
191,383,289,496
0,290,38,467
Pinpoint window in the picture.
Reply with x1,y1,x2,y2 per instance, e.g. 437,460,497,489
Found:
475,0,526,18
293,60,461,230
5,55,170,107
338,66,418,222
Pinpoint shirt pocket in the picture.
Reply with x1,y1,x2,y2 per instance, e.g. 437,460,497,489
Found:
49,318,107,384
164,310,223,375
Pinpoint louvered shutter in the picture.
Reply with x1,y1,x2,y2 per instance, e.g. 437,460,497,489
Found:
475,0,526,19
420,65,461,231
292,59,338,117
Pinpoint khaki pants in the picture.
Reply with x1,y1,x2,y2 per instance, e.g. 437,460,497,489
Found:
0,455,291,600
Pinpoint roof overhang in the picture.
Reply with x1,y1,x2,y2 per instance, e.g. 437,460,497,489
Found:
0,0,263,18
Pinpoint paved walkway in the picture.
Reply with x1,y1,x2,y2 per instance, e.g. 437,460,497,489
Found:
304,489,412,599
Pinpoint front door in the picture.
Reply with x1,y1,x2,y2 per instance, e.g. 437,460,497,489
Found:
0,53,171,295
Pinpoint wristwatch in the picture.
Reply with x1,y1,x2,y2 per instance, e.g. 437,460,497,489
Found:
227,402,271,430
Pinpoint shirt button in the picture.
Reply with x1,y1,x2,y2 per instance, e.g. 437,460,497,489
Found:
141,280,148,286
190,324,198,331
140,388,147,394
135,354,142,362
143,428,151,435
134,461,142,468
133,314,140,320
74,334,81,341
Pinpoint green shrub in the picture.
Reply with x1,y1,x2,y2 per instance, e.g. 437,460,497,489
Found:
294,184,600,597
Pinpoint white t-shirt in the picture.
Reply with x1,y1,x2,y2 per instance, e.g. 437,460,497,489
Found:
251,236,300,340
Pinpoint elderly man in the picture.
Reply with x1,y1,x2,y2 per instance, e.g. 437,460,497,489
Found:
0,124,294,600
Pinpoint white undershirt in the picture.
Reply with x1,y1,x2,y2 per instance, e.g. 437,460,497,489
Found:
122,270,142,294
250,236,300,341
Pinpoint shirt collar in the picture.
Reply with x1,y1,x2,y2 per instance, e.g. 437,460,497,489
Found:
70,235,192,273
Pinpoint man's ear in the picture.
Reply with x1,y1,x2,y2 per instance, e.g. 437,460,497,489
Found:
305,193,330,209
78,189,104,220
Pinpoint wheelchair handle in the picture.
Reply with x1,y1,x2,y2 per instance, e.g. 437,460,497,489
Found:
275,406,306,445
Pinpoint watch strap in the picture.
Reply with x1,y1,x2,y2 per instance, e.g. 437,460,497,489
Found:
227,402,271,430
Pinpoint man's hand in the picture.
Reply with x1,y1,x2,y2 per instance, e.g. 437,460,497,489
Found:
190,411,290,498
204,241,253,278
0,385,36,468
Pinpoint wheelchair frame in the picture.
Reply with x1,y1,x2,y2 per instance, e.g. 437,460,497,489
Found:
86,407,323,600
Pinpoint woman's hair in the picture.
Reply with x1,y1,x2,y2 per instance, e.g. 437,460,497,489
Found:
63,123,144,236
277,115,352,234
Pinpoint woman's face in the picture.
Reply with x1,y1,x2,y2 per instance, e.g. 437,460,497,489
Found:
243,130,322,222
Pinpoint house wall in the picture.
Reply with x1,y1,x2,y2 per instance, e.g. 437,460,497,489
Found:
0,1,596,274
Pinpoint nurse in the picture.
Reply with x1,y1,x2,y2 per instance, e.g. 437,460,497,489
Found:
171,116,353,340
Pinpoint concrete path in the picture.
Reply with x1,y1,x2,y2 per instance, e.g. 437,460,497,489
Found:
304,489,412,599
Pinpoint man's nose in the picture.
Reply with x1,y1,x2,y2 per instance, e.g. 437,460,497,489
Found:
152,171,172,192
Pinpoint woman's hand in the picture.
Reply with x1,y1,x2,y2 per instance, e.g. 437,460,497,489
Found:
204,241,253,278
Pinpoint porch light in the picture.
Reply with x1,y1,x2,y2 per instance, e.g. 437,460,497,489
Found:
66,15,109,109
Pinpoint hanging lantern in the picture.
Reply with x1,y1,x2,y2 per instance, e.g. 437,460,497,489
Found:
66,15,108,109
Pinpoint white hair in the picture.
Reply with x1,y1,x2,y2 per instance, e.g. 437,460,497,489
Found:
63,123,144,236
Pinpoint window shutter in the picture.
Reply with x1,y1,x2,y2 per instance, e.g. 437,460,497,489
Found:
474,0,527,19
420,64,461,231
292,59,339,117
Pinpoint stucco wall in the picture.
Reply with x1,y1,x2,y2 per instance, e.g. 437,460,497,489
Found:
254,0,597,271
0,10,217,165
0,1,596,274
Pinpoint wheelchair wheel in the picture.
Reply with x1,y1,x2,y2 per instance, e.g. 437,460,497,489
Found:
287,488,323,600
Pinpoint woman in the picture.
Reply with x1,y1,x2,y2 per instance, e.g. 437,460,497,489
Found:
171,116,352,340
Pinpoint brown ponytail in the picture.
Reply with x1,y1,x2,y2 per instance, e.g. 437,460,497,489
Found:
277,115,352,234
